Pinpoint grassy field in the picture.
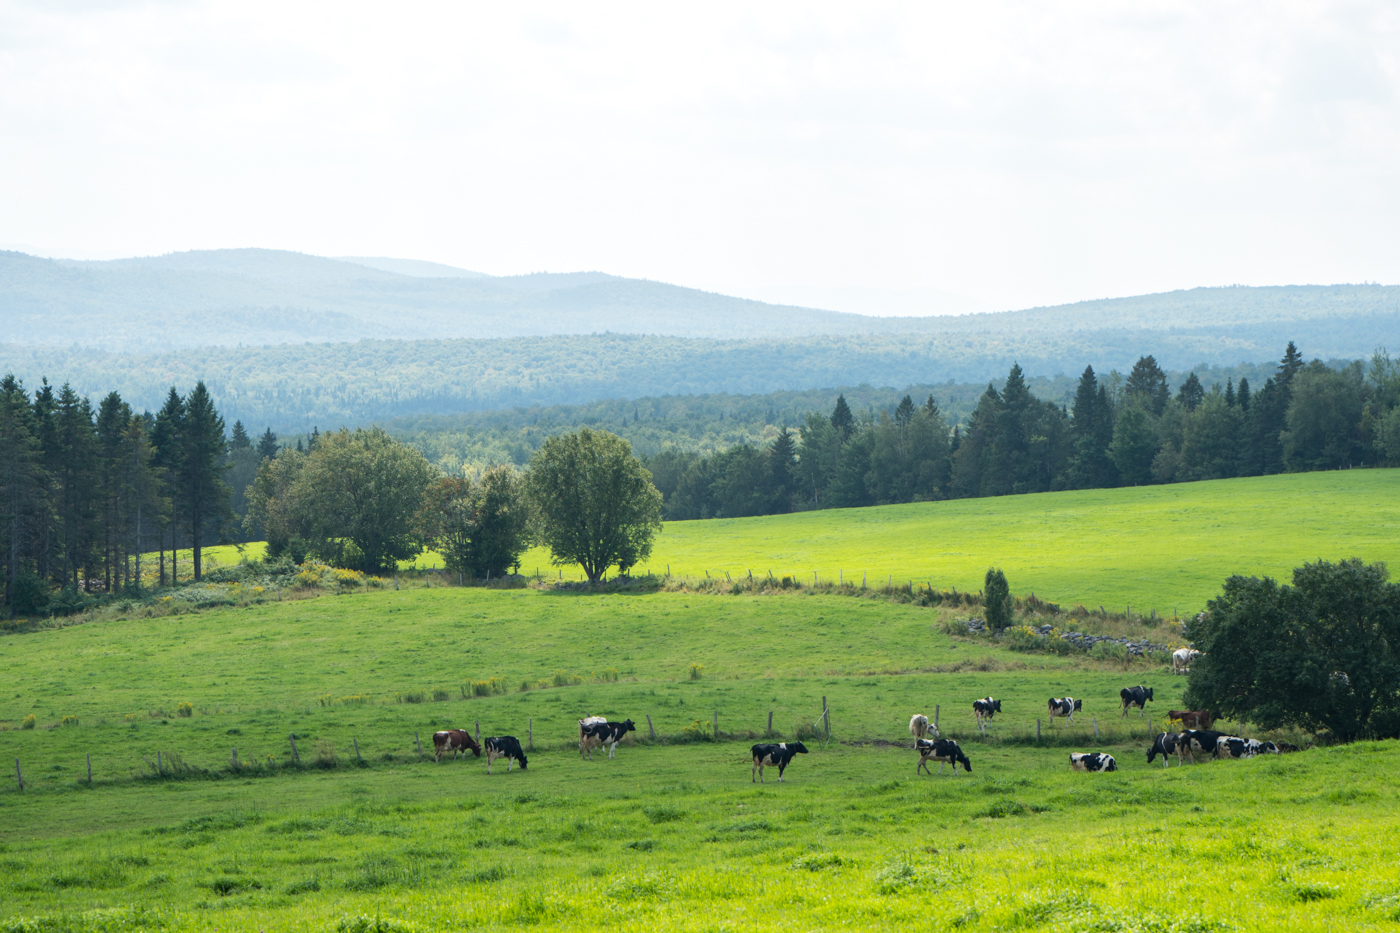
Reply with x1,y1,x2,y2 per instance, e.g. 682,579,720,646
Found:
1,585,1395,931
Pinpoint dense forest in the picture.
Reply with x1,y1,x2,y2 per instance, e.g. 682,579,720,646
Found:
644,344,1400,520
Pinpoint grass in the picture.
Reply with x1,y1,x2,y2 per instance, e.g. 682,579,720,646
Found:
0,583,1394,931
568,469,1400,614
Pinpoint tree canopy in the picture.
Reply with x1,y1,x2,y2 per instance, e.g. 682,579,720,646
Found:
525,428,663,583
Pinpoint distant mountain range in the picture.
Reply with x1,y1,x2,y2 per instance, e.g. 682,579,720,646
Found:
3,248,1399,363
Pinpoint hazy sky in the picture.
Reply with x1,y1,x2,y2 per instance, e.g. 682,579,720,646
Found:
2,1,1398,311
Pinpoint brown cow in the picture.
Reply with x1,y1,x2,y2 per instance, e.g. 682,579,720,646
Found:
432,729,481,762
1168,710,1214,731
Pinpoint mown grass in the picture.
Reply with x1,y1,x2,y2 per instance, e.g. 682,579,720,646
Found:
0,584,1392,930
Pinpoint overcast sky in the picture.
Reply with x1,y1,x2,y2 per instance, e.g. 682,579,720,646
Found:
2,1,1398,312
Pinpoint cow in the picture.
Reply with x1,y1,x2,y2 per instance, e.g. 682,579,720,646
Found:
973,697,1002,724
431,729,481,762
1172,648,1202,674
916,738,971,776
483,736,528,774
909,714,938,739
1048,698,1082,724
1146,731,1186,767
1176,730,1225,763
1070,752,1117,772
750,742,808,783
1216,736,1280,759
580,719,636,760
1168,710,1215,731
1120,686,1153,718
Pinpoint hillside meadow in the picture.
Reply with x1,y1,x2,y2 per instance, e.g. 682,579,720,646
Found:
2,584,1397,931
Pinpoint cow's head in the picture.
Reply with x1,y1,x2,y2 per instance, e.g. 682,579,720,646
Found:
789,742,809,755
992,699,1002,712
1144,688,1154,701
621,719,636,732
1073,699,1083,711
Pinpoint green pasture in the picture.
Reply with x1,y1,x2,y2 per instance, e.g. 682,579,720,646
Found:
569,469,1400,614
1,585,1395,931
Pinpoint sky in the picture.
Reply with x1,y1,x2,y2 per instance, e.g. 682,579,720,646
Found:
2,1,1398,313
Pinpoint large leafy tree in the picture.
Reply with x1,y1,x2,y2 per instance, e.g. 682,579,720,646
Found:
1185,559,1400,741
285,427,435,573
525,428,662,583
419,467,529,579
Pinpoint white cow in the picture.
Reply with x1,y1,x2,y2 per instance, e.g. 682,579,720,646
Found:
909,714,939,739
1172,648,1202,674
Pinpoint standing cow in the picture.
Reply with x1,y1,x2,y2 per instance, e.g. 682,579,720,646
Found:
1147,731,1186,767
909,714,938,739
484,736,528,774
973,698,1002,725
580,719,636,760
1120,686,1153,718
432,729,481,762
750,742,808,783
1172,648,1202,674
1048,698,1082,724
916,738,971,776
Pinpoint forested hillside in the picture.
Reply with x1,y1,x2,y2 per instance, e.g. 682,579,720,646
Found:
0,333,1347,433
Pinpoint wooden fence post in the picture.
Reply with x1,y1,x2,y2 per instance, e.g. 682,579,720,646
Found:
414,733,422,758
353,738,363,762
1036,719,1041,741
1093,717,1099,739
15,759,22,792
289,734,300,763
87,752,92,786
157,751,163,776
712,710,718,739
475,721,481,745
646,714,656,740
528,717,534,750
822,696,830,736
767,710,774,734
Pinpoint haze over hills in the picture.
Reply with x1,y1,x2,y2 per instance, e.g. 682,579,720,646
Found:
2,247,1399,358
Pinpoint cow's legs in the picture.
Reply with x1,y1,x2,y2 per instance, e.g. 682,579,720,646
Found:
938,761,945,775
777,764,785,783
752,759,759,783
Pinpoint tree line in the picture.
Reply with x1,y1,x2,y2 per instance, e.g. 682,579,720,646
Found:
648,342,1400,520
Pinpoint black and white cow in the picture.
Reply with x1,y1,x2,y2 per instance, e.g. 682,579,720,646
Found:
916,738,972,776
973,697,1002,724
484,736,528,774
1216,736,1280,759
580,719,636,760
1176,730,1225,763
1070,752,1117,772
1048,697,1082,723
1146,731,1186,767
750,742,808,783
1120,686,1154,718
909,714,938,739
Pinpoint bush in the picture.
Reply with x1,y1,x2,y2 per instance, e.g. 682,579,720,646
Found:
21,714,36,730
551,671,582,687
176,702,194,718
467,678,508,697
8,571,48,616
1090,641,1128,662
431,689,450,702
398,691,427,704
688,664,703,681
60,715,78,727
1003,626,1044,652
984,568,1013,631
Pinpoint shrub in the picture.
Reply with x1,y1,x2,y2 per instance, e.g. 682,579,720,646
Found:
467,678,508,697
1004,626,1044,652
551,671,582,687
398,691,427,704
594,668,619,683
20,714,35,730
677,719,714,742
431,689,451,702
9,571,48,616
335,915,419,933
984,567,1013,631
1090,641,1128,662
314,741,337,769
176,702,194,718
60,715,78,727
688,663,703,681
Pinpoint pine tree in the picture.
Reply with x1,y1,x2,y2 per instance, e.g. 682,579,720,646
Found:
1224,379,1236,407
924,395,939,416
1178,373,1205,411
1125,356,1170,416
894,395,915,430
830,395,855,439
257,428,279,461
0,376,46,611
53,385,99,589
1238,377,1251,411
984,567,1013,631
1279,341,1305,387
230,421,251,450
151,389,185,585
181,382,230,582
768,427,797,491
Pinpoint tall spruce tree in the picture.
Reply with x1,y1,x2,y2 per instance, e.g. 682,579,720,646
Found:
54,384,99,589
0,377,45,611
151,389,185,585
1237,377,1251,410
1178,373,1205,411
230,421,251,450
257,428,279,461
1125,356,1170,416
180,381,230,581
830,395,855,439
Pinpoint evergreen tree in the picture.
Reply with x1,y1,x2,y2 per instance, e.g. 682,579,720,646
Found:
230,421,251,450
151,389,185,585
1178,373,1205,411
54,384,99,589
984,567,1013,631
257,428,279,461
1125,356,1170,416
894,395,915,430
1279,341,1305,387
924,395,938,415
1108,406,1158,485
768,427,797,507
830,395,855,439
1224,378,1236,407
1237,377,1251,410
180,381,230,581
1066,366,1118,489
0,377,45,611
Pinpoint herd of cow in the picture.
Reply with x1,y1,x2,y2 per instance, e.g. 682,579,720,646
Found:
427,681,1295,783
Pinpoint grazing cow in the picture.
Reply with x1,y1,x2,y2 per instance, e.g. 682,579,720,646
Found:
1146,731,1186,767
580,719,636,760
1176,730,1225,763
1048,698,1082,724
1216,736,1280,759
909,714,938,739
1070,752,1117,772
916,738,971,776
484,736,528,774
431,729,481,762
1172,648,1202,674
973,697,1002,725
1120,686,1154,718
1168,710,1215,731
750,742,808,783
